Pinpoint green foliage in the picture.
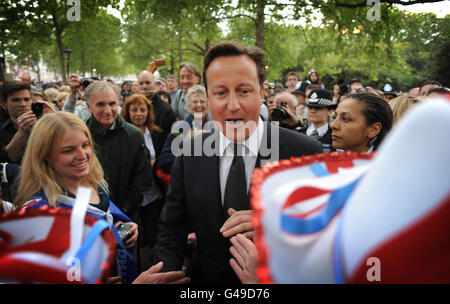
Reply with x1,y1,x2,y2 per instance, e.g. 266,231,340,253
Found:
2,0,448,88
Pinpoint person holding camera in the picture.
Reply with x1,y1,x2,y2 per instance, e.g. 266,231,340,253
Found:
0,81,55,164
269,92,304,130
62,73,93,121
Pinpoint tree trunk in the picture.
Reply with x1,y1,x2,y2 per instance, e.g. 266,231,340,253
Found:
52,12,66,82
169,48,175,74
255,0,265,50
178,32,183,64
81,50,86,77
0,49,5,82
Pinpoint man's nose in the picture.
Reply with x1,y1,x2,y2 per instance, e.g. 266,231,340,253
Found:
227,93,240,111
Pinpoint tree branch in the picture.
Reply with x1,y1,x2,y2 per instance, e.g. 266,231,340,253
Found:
205,13,256,23
335,0,444,8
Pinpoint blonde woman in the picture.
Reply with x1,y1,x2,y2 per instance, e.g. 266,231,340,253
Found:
14,111,140,283
55,91,69,110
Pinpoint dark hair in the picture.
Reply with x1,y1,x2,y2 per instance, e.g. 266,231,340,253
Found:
425,86,450,97
349,79,362,86
203,40,265,92
419,80,442,95
343,93,393,150
1,81,31,103
308,72,320,84
156,91,172,104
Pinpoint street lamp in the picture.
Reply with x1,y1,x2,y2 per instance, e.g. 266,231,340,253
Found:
93,68,96,77
63,48,71,79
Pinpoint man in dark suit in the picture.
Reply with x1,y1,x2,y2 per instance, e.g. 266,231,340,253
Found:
153,41,323,284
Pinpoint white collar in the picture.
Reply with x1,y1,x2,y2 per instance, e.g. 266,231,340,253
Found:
307,123,329,137
218,117,264,157
144,126,150,137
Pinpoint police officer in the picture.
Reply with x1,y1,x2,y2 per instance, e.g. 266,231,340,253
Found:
301,89,336,153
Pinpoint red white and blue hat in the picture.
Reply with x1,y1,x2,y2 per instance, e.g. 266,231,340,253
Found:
251,97,450,283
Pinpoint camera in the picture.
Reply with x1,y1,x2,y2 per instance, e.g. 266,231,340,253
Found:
81,78,91,89
117,223,132,242
31,102,43,118
271,101,289,121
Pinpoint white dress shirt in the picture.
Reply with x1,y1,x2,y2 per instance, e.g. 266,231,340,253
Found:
306,123,329,138
144,127,156,160
218,117,264,205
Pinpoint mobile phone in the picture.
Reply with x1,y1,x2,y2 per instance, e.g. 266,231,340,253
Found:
117,223,132,242
31,102,43,118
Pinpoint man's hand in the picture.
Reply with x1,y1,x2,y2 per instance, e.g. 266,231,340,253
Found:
16,111,37,136
147,59,165,73
132,262,191,284
220,208,255,240
67,74,81,100
281,104,300,127
267,102,277,115
187,232,197,247
229,234,259,284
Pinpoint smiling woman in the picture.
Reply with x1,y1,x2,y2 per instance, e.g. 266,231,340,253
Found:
13,111,143,282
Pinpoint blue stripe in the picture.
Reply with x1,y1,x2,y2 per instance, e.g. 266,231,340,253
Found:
309,163,330,177
281,177,361,235
74,220,109,263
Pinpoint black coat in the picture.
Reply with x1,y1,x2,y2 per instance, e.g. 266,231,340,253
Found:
153,122,323,284
151,94,177,140
86,116,153,222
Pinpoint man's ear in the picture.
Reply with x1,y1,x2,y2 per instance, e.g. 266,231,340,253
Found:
86,100,92,113
260,87,265,103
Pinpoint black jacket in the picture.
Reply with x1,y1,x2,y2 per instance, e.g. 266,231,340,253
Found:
152,94,177,140
153,122,323,284
86,115,153,221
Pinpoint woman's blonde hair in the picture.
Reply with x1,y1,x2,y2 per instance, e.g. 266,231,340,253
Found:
389,95,419,125
14,112,108,207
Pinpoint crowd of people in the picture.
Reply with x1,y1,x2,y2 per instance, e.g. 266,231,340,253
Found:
0,40,449,284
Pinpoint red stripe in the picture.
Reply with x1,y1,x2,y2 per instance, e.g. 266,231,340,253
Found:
282,187,330,210
326,159,355,174
348,194,450,284
287,203,326,219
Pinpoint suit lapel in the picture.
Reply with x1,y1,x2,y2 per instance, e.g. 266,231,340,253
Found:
256,122,284,168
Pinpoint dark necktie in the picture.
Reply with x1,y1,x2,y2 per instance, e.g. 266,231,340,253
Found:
223,143,248,219
311,129,320,140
